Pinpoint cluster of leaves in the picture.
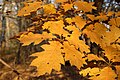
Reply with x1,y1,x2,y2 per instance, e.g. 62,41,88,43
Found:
17,0,120,79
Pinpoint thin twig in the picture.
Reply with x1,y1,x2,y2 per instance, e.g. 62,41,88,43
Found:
0,58,20,75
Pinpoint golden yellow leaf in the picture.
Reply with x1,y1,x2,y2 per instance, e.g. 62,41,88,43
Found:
87,54,104,61
84,23,119,48
95,13,108,21
55,0,68,3
65,18,73,24
74,1,96,12
109,17,120,27
62,3,73,12
107,11,114,16
85,24,94,30
17,32,54,46
87,14,95,21
63,42,86,69
79,67,100,76
115,11,120,17
103,46,120,62
73,16,86,30
42,4,56,14
66,25,90,52
89,67,117,80
42,20,68,36
30,41,64,76
115,66,120,79
102,25,120,46
94,22,107,36
17,2,42,16
83,29,103,46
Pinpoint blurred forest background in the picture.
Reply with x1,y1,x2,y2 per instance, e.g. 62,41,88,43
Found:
0,0,120,80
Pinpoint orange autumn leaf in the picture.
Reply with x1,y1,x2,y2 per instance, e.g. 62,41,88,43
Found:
30,41,64,76
95,13,108,21
55,0,68,3
89,67,117,80
17,1,42,16
65,18,73,24
17,32,54,46
80,67,100,76
65,25,90,52
115,11,120,17
87,14,95,21
102,25,120,46
62,3,73,12
103,46,120,62
73,16,86,30
115,66,120,79
74,1,96,12
87,54,104,61
42,4,56,14
63,42,86,69
107,11,114,16
109,17,120,27
42,20,68,36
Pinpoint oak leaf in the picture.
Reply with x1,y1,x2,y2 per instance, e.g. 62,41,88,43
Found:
89,67,117,80
62,3,73,12
55,0,68,3
17,32,54,46
62,42,86,69
87,54,104,61
42,4,56,14
65,18,73,24
65,25,90,52
73,16,86,30
80,67,100,76
109,17,120,27
74,1,96,12
42,20,68,36
95,13,108,21
17,2,42,16
115,66,120,79
102,25,120,46
107,11,114,16
103,46,120,62
30,41,64,76
115,11,120,17
83,29,103,46
87,14,95,21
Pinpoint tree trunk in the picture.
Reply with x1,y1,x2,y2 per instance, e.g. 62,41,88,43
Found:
94,0,104,12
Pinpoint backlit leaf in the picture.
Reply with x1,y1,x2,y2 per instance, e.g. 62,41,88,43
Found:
74,1,96,12
42,20,68,36
80,67,100,76
62,3,73,12
73,16,86,30
30,41,64,76
17,32,54,46
89,67,117,80
109,17,120,27
17,1,42,16
42,4,56,14
66,25,90,52
103,46,120,62
63,42,86,68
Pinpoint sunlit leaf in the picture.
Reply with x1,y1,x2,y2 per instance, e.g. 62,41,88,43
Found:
42,4,56,14
89,67,117,80
62,3,73,12
17,32,54,46
73,16,86,30
74,1,96,12
63,41,86,69
30,41,64,76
